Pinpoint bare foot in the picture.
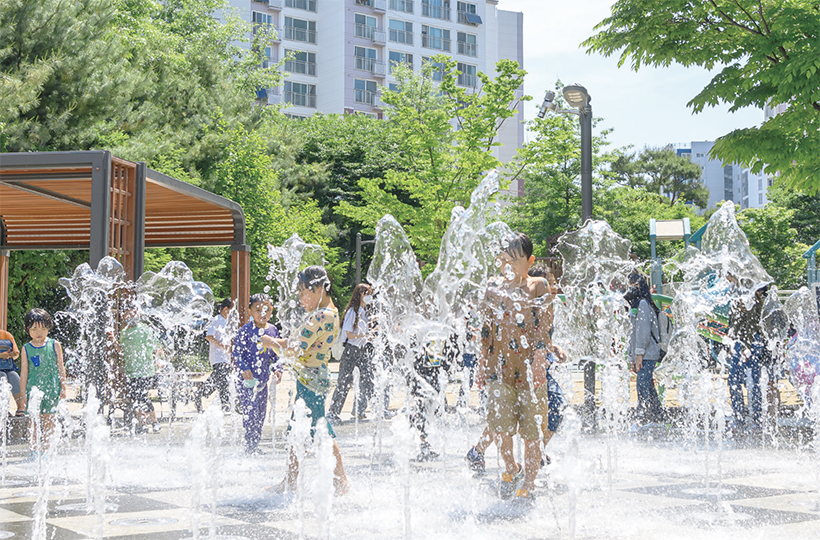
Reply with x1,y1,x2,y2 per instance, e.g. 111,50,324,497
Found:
265,480,295,494
334,477,350,496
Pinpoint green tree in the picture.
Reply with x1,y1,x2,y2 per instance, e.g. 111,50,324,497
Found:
596,186,705,260
504,83,614,254
737,204,808,289
610,148,707,207
585,1,820,192
766,180,820,247
207,126,338,293
337,56,530,267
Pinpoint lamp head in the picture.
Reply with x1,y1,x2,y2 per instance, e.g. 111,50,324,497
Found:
562,85,590,109
537,90,557,119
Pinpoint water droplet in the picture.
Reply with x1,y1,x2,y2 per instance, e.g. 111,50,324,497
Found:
264,285,270,293
515,313,524,324
520,336,529,349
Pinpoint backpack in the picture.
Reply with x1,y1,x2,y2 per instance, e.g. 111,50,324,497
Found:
652,308,674,360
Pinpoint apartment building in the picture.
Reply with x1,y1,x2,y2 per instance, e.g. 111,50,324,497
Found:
677,141,770,210
228,0,526,195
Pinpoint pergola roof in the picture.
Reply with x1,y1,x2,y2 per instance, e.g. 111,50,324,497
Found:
0,151,245,251
0,151,252,330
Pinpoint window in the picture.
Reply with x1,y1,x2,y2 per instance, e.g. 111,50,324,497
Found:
457,32,476,56
389,50,413,73
355,13,378,39
284,49,317,76
457,2,481,24
390,0,413,13
422,56,445,81
284,17,317,43
457,62,476,87
389,19,413,44
284,81,317,107
252,11,273,36
354,79,379,105
261,46,273,69
758,193,764,205
286,113,308,120
422,25,450,51
355,0,373,5
389,82,400,92
355,46,378,72
757,178,763,191
695,153,704,157
422,0,450,20
286,0,317,12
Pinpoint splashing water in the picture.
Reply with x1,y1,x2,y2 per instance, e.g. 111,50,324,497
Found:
267,234,326,337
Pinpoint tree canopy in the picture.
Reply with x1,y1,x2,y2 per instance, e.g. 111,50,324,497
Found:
610,148,708,207
584,0,820,192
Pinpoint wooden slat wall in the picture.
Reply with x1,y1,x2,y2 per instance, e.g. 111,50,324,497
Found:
109,158,137,279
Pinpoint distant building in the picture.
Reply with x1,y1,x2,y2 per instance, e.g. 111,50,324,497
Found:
226,0,526,196
676,141,769,210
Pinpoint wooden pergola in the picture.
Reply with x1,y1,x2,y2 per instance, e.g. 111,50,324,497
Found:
0,151,251,330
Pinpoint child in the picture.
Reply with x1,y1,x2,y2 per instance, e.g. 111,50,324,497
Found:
475,233,553,502
19,308,67,451
0,327,24,415
234,293,281,455
195,298,234,413
120,305,162,434
466,264,566,472
261,266,350,495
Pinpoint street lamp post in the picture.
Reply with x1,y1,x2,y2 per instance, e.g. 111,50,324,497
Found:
355,232,376,284
538,85,593,222
539,84,597,428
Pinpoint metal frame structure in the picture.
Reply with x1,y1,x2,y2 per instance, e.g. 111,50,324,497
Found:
804,239,820,286
0,151,251,329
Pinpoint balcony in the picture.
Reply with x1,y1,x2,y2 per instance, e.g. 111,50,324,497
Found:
253,0,283,7
422,35,450,52
284,25,317,44
389,29,413,45
355,89,379,106
355,57,386,77
457,41,476,57
457,11,482,25
267,92,283,105
422,2,450,20
284,59,317,76
285,91,317,108
389,0,413,12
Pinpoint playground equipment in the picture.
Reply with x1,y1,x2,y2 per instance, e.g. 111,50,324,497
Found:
804,239,820,286
649,218,691,293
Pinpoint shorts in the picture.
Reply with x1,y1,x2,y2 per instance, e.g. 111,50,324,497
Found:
127,376,156,413
26,384,60,415
294,382,335,439
486,380,548,441
0,369,21,396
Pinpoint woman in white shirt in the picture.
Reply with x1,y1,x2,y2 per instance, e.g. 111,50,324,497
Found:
327,284,373,423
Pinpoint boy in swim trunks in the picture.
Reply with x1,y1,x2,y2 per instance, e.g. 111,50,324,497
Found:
477,232,553,501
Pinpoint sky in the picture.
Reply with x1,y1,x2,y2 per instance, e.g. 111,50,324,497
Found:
501,0,763,153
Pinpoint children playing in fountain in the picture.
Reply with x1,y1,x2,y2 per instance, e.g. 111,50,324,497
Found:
234,293,282,455
19,308,67,453
474,233,554,502
467,264,567,474
260,266,350,495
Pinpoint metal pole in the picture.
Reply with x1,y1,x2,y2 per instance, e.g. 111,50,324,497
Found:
356,232,362,284
579,102,595,429
580,104,593,223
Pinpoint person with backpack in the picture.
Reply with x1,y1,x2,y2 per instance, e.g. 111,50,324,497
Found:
625,272,666,426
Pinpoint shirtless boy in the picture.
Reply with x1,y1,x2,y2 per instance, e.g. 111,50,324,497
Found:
477,232,553,501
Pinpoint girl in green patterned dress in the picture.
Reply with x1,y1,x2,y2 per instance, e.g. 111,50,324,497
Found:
261,266,350,495
19,308,67,451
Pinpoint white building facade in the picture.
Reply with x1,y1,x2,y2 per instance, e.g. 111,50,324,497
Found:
228,0,525,195
677,141,770,210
